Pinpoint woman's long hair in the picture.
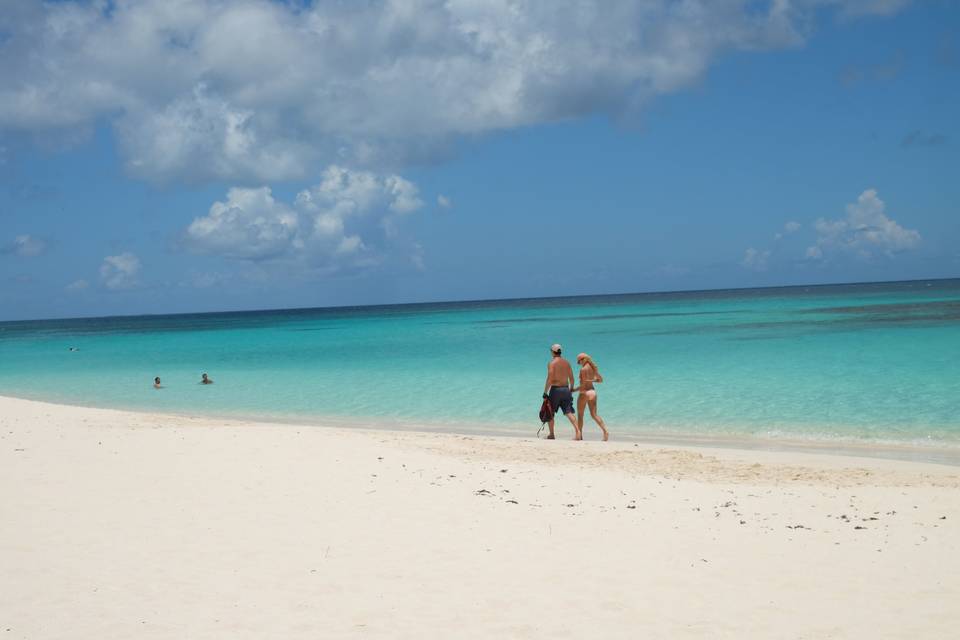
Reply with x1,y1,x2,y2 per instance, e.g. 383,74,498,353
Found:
578,353,600,379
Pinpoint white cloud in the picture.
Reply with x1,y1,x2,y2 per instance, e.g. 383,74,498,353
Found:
296,166,422,219
185,165,424,269
99,252,141,290
2,234,47,257
65,279,89,292
385,176,423,214
741,247,771,271
437,194,452,209
185,187,299,260
806,189,920,260
117,85,311,183
0,0,911,182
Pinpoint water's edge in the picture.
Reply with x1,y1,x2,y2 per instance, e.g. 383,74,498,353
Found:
5,392,958,467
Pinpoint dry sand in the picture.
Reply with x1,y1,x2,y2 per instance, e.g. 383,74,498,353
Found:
2,395,958,639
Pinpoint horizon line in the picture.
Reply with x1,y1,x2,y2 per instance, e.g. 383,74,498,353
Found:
3,275,958,325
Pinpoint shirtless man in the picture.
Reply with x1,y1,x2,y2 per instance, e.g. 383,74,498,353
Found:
543,343,582,440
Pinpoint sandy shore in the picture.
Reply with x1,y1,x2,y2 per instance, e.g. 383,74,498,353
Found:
2,396,958,639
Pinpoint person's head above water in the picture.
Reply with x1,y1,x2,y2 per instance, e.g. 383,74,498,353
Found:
551,343,562,356
154,377,160,383
202,373,208,380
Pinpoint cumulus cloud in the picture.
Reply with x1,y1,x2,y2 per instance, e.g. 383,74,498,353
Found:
0,0,911,182
385,176,423,214
806,189,920,260
2,234,47,257
99,252,141,290
117,84,312,182
741,247,772,271
185,165,424,269
184,187,299,260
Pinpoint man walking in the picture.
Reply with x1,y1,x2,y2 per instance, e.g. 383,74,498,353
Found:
543,343,582,440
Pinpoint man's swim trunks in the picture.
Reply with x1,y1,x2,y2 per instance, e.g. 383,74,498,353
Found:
548,385,575,415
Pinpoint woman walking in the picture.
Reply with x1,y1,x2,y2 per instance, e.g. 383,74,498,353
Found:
574,353,609,441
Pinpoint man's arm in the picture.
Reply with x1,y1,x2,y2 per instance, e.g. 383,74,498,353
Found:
544,363,552,396
567,363,575,388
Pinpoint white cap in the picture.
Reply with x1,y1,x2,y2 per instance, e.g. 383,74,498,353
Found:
550,343,562,354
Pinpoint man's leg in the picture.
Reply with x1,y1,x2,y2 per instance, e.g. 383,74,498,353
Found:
547,417,556,439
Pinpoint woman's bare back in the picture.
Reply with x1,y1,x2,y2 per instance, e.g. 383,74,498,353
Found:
579,364,601,391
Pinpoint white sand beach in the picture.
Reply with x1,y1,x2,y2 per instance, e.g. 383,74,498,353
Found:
2,394,958,639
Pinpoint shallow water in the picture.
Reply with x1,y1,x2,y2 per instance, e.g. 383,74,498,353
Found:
1,279,958,447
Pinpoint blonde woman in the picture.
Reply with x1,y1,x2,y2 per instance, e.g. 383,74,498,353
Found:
573,353,609,441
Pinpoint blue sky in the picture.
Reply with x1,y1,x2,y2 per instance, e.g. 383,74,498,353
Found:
1,0,958,321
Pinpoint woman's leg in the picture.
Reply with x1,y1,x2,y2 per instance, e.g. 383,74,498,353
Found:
576,393,587,435
587,392,608,441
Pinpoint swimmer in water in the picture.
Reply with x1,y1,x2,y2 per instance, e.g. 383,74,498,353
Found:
201,373,213,385
153,377,162,389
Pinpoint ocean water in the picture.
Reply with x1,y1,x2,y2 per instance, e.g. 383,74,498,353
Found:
1,280,959,447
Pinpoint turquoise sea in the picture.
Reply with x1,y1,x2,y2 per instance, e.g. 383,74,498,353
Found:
1,280,959,448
